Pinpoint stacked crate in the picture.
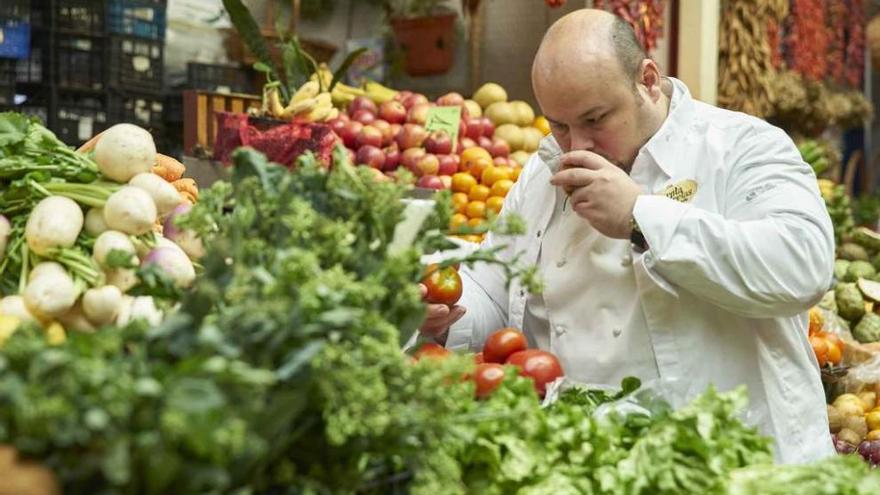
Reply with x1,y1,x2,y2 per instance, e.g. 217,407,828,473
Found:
1,0,166,146
0,0,31,107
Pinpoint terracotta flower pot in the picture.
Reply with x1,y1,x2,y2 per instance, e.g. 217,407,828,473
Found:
390,13,457,76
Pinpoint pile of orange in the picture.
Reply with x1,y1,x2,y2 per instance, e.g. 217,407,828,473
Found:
449,147,523,243
808,307,844,367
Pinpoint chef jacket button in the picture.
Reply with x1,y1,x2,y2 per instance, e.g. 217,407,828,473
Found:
556,259,566,268
555,325,566,336
612,328,622,337
536,230,542,238
519,289,525,298
621,255,632,266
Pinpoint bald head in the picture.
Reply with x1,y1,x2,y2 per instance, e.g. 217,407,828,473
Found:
532,9,646,89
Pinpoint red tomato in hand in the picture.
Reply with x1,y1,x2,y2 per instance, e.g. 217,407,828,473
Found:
414,342,450,361
506,349,563,397
473,363,505,399
422,264,463,305
483,328,528,363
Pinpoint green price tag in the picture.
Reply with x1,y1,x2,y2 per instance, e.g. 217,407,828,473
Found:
424,106,462,152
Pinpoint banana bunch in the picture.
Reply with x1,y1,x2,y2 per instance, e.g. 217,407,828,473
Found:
264,81,339,122
798,139,832,176
310,64,399,106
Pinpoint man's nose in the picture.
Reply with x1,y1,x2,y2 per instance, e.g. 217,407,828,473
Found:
569,130,594,151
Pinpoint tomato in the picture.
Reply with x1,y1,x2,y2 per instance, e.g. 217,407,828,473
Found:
422,264,463,306
473,363,506,399
474,352,484,364
414,342,451,361
506,349,563,397
483,328,528,363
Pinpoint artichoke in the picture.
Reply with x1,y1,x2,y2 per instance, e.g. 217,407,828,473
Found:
836,283,866,322
853,312,880,343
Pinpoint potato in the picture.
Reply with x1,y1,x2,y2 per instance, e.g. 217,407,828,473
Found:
834,394,867,416
842,415,868,439
827,404,844,433
868,430,880,441
838,428,862,446
859,391,877,410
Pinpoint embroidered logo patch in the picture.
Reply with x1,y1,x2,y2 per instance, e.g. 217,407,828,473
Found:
663,179,698,203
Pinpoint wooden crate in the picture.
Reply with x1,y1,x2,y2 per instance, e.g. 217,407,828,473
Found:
182,89,261,155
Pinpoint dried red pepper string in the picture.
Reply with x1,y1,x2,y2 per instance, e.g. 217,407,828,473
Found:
786,0,828,81
844,0,865,88
594,0,666,53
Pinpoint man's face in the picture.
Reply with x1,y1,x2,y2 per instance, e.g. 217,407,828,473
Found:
535,63,653,171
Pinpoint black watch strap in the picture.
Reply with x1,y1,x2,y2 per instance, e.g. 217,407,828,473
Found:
630,228,648,252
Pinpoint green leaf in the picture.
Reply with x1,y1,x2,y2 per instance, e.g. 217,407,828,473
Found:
330,47,368,91
0,112,30,147
222,0,278,80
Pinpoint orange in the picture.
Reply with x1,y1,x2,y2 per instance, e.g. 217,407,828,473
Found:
490,179,514,198
480,165,511,186
486,196,504,214
467,157,491,181
826,341,842,366
461,147,492,170
510,166,523,181
809,335,828,368
533,116,551,136
808,307,823,335
450,213,468,233
464,234,483,243
451,172,477,193
465,200,487,219
467,217,485,229
469,184,491,202
452,192,469,214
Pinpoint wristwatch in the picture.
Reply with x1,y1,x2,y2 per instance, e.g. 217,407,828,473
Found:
630,214,648,252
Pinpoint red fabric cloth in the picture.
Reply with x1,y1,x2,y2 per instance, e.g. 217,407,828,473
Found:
212,112,339,167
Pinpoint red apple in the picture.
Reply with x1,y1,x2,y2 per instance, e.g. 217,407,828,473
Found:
465,117,484,140
493,156,510,168
437,154,458,176
460,137,477,150
417,175,445,190
356,125,383,149
340,121,364,149
407,103,431,125
401,147,426,173
489,137,510,157
424,130,453,155
414,153,440,177
437,92,465,107
390,123,402,141
378,101,407,124
478,136,493,150
439,175,452,189
328,117,347,138
383,144,401,171
356,145,386,169
352,109,376,125
372,119,394,146
402,93,429,110
481,117,495,138
396,123,428,149
349,96,378,116
394,90,413,103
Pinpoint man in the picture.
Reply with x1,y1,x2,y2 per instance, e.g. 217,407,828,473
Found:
420,9,835,463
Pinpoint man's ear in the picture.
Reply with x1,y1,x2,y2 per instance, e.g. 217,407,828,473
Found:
638,59,662,101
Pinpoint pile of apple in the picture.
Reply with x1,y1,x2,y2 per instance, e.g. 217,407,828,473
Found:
327,90,516,190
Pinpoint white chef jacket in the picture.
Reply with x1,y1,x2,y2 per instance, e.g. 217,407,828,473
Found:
523,182,659,385
446,77,836,464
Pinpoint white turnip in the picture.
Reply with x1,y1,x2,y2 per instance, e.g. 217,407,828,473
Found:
58,303,95,333
23,262,77,318
116,295,163,327
129,172,181,217
142,246,195,288
103,186,157,235
92,231,136,268
0,295,37,323
25,196,83,256
82,285,123,325
84,207,109,236
105,268,138,292
94,123,157,183
0,215,9,261
163,204,205,259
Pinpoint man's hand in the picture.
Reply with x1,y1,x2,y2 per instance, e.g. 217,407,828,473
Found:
550,150,643,239
419,283,466,340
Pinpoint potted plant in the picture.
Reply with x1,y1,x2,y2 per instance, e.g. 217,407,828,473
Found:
370,0,459,76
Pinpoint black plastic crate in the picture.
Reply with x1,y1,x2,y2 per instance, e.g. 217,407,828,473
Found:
0,59,15,106
107,0,166,40
14,90,49,125
108,34,162,93
109,91,163,131
0,0,29,20
56,34,105,90
15,38,46,85
53,92,108,145
30,0,105,33
186,63,255,94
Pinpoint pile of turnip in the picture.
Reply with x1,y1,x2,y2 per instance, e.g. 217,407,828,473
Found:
0,119,203,334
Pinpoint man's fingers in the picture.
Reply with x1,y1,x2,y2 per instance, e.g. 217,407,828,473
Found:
550,167,598,189
425,303,450,320
419,283,427,298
